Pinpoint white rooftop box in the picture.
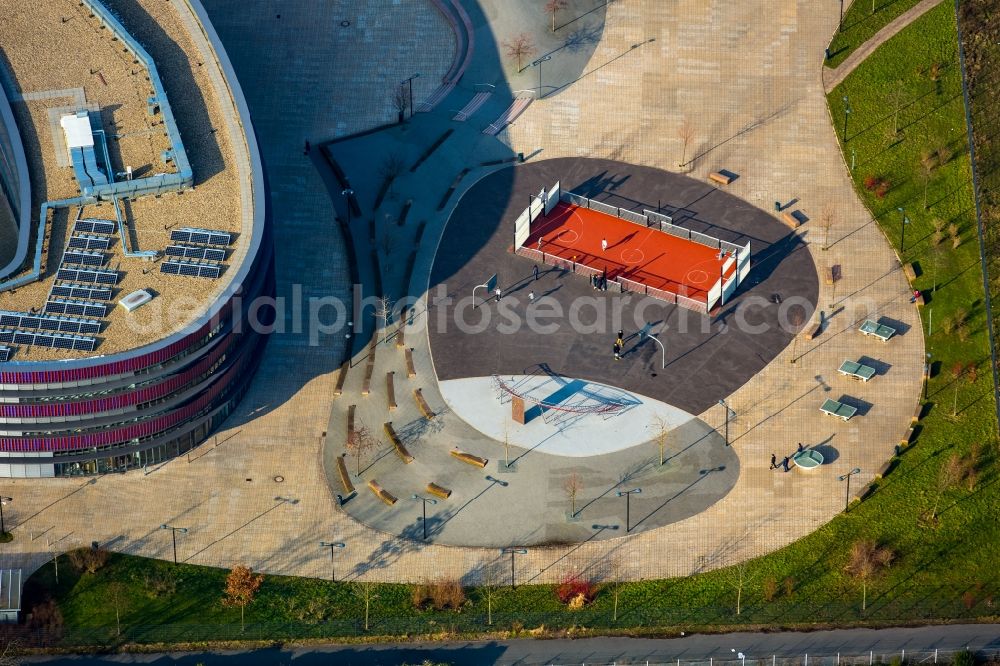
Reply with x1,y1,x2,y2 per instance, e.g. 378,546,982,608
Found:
119,289,154,313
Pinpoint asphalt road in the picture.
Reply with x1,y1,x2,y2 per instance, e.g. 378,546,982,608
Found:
26,624,1000,665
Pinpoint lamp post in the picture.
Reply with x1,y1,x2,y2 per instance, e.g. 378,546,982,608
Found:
842,95,851,142
838,467,862,512
500,547,527,589
897,207,909,255
401,73,420,118
159,524,187,565
0,496,10,535
531,55,552,99
319,541,346,582
718,399,734,446
341,188,354,226
411,494,438,540
616,488,642,532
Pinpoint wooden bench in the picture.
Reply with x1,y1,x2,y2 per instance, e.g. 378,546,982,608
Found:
903,263,917,282
333,360,349,397
826,264,841,285
386,372,397,411
803,322,822,341
451,449,488,468
367,479,398,505
335,454,356,498
709,171,733,186
781,211,800,229
413,388,435,419
405,348,416,378
383,421,414,463
395,325,405,349
427,482,452,499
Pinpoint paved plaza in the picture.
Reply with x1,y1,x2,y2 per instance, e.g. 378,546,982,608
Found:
0,0,923,585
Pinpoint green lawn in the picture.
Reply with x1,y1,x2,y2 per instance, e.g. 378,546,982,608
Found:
825,0,925,69
18,1,1000,650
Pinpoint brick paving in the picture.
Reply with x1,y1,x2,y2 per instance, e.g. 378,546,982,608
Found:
0,0,924,586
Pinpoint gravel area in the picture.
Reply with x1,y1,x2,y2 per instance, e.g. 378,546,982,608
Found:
0,0,246,361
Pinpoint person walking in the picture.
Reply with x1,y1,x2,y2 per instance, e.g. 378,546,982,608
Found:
533,265,539,281
781,456,790,472
494,287,502,302
770,453,777,470
601,238,608,252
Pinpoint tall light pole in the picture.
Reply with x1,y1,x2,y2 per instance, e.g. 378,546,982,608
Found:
341,188,354,227
531,55,552,99
616,488,642,532
0,496,11,535
159,524,187,565
411,494,438,540
839,468,862,512
500,547,527,589
401,73,420,118
897,207,909,255
718,399,734,446
319,541,345,582
842,95,851,142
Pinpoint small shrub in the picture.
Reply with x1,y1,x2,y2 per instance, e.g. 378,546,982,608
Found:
762,576,778,602
67,546,110,574
555,574,597,607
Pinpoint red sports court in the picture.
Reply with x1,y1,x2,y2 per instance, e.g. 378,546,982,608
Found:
513,184,751,313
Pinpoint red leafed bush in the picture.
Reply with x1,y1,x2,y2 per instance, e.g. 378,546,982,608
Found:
555,574,597,607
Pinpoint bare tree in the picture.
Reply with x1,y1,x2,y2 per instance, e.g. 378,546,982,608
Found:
346,418,380,476
650,415,671,466
563,472,583,517
503,33,537,72
544,0,568,32
820,204,835,251
677,117,696,168
844,540,894,611
351,579,379,631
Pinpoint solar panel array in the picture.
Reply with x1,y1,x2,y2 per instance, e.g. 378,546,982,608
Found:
170,227,233,246
0,311,101,335
63,250,106,266
160,260,222,279
45,299,110,318
165,244,227,262
56,267,118,285
0,346,11,362
0,329,96,352
74,219,116,235
50,283,113,300
68,234,112,251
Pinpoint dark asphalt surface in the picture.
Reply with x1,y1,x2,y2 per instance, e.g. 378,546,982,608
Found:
428,158,819,415
26,624,1000,664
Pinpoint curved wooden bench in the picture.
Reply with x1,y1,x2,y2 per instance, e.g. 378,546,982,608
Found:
427,482,452,499
367,479,397,505
336,454,356,497
451,449,487,468
413,388,435,419
383,422,414,463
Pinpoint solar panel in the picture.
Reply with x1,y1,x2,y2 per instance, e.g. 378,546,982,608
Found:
51,283,114,300
170,227,233,246
165,244,227,262
0,330,96,352
56,268,118,285
0,346,11,362
0,310,101,335
160,260,223,279
68,234,112,251
74,219,116,235
45,299,110,318
63,250,106,266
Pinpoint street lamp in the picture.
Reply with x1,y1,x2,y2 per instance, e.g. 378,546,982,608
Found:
401,73,420,119
0,496,10,535
842,95,851,142
531,55,552,99
411,494,438,540
616,488,642,532
718,399,734,446
341,188,354,226
319,541,346,582
897,207,910,255
500,547,528,589
838,467,862,512
159,524,188,565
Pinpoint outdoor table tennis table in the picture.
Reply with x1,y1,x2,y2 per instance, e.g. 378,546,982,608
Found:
839,360,876,382
820,398,857,421
859,319,896,342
